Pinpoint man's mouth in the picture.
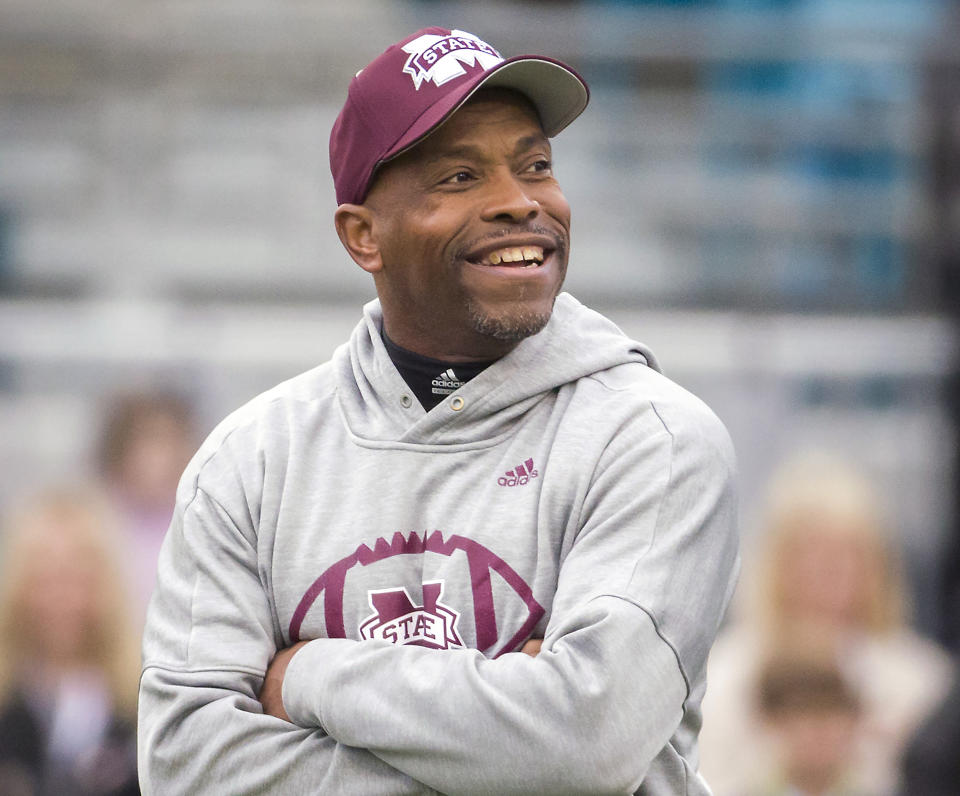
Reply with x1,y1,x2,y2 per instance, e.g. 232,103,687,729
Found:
475,246,545,268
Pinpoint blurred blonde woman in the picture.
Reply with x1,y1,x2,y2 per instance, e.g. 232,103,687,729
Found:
698,452,951,796
0,487,140,796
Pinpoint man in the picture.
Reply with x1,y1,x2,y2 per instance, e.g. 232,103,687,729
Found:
138,27,739,795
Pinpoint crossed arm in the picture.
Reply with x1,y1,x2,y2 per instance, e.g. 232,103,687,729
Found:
258,639,544,724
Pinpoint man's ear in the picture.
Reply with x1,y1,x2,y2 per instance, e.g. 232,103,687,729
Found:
334,204,383,274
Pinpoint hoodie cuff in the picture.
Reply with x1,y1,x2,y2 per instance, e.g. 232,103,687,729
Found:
282,637,355,730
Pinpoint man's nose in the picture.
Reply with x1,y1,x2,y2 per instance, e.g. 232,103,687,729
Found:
480,171,540,224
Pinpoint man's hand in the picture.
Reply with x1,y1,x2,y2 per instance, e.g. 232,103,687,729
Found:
520,638,542,657
259,640,310,722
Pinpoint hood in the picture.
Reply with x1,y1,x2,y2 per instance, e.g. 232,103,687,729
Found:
334,292,659,447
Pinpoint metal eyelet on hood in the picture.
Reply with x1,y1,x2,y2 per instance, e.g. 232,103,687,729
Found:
400,394,413,408
450,396,465,411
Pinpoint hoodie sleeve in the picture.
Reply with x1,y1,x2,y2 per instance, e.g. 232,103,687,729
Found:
138,480,435,795
280,396,740,795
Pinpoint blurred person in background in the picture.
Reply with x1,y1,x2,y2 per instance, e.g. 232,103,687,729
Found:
898,658,960,796
752,645,864,796
699,451,952,795
0,488,140,796
97,393,197,619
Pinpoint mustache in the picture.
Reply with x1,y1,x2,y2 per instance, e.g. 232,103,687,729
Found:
453,225,567,261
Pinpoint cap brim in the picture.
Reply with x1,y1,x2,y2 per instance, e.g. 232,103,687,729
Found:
381,55,589,165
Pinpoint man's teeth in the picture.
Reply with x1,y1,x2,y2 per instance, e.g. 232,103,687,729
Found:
485,246,544,266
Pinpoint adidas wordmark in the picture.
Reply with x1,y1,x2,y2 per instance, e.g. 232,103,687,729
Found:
498,458,539,487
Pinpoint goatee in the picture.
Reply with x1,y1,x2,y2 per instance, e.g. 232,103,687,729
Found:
467,299,555,342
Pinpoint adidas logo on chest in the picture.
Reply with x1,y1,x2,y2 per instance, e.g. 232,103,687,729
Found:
498,458,539,487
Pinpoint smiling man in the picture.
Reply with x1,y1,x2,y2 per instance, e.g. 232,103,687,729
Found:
138,27,739,795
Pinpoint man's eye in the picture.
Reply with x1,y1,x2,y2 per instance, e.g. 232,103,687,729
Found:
527,159,552,174
443,171,474,184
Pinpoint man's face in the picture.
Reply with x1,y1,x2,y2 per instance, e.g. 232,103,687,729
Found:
364,89,571,360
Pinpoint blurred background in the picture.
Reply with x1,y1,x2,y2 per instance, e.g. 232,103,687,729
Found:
1,0,959,793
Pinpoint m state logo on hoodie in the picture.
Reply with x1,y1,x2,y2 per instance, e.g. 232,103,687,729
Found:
289,530,544,658
359,581,464,649
401,30,502,90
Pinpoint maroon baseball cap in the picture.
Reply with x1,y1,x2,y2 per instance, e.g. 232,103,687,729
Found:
330,27,590,206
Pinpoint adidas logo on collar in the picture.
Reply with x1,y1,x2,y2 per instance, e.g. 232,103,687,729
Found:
498,458,539,487
431,368,463,395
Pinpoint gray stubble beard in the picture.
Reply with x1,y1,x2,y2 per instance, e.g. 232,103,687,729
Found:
466,295,557,343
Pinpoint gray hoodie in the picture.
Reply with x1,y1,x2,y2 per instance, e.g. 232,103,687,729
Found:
138,292,739,795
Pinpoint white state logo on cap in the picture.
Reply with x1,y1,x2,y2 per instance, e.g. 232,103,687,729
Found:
401,30,503,90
